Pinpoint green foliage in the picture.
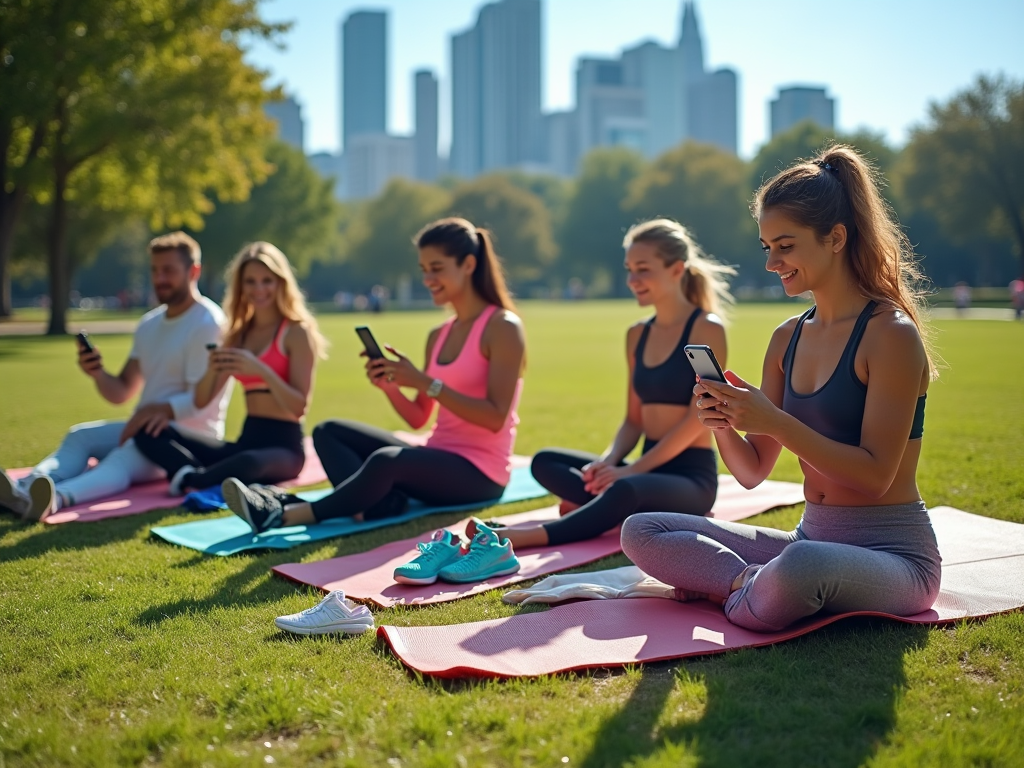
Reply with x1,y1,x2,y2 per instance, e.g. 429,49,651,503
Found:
749,121,897,192
346,178,451,286
558,147,647,296
1,305,1023,766
447,174,558,286
626,141,758,281
897,74,1024,276
188,141,342,283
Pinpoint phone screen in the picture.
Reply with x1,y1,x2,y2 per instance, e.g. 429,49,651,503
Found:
683,345,726,383
355,326,385,359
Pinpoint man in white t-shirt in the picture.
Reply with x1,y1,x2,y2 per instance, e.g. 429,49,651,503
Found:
0,232,231,520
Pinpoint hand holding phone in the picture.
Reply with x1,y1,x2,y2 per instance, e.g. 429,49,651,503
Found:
76,331,103,377
683,345,726,383
76,331,95,354
355,326,385,359
205,342,218,351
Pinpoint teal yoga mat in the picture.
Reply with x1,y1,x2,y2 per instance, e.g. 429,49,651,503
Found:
149,466,548,556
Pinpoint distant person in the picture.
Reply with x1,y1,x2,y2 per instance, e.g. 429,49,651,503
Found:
953,281,972,315
622,146,940,632
1010,279,1024,320
220,219,526,569
0,233,229,521
481,219,733,552
133,242,327,495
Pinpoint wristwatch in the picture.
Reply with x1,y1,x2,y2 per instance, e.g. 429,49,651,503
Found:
426,378,443,399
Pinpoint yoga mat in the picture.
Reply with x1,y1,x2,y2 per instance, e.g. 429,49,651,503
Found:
6,439,327,524
272,475,805,607
150,464,547,555
378,506,1024,678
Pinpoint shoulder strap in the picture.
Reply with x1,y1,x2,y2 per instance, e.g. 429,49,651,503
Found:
842,300,878,371
634,317,655,362
782,305,816,374
680,307,702,347
428,316,457,367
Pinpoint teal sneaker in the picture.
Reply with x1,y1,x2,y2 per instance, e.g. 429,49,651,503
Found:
393,529,464,585
438,525,520,583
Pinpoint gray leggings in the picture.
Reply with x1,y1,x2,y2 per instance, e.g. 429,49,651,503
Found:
620,501,942,632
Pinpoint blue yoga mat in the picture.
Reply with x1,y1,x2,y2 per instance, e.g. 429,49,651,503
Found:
150,466,549,556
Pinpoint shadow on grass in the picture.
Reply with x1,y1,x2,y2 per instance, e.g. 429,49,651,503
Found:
578,618,930,768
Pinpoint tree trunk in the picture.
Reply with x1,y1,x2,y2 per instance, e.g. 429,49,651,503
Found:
0,190,28,319
46,166,70,336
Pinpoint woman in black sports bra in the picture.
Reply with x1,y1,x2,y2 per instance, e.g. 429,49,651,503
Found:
491,218,734,550
621,146,941,632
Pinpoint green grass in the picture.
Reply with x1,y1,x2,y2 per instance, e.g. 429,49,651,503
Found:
1,301,1022,767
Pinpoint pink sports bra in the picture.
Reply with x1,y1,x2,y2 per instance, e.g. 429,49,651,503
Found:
235,320,290,393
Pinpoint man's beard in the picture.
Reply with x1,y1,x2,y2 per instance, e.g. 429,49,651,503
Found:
154,283,190,307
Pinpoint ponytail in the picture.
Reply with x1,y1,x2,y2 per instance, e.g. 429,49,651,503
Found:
415,217,516,312
623,218,736,318
753,143,936,377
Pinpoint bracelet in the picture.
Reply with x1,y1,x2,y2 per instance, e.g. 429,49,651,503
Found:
426,378,443,399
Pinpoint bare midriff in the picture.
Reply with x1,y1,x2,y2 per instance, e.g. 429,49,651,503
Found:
801,439,922,507
641,403,713,449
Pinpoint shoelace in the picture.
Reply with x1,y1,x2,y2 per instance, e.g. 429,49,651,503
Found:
450,532,498,570
415,535,458,564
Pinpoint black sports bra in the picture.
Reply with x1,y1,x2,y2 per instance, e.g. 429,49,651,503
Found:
633,308,702,406
782,301,926,446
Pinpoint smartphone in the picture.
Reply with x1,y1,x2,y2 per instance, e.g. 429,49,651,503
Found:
205,342,218,350
76,331,95,354
683,345,726,383
355,326,385,359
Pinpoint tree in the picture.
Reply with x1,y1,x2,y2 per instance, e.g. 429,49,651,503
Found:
448,175,557,288
557,147,646,296
189,140,341,288
750,121,897,193
897,74,1024,278
1,0,284,333
346,179,450,287
625,141,757,283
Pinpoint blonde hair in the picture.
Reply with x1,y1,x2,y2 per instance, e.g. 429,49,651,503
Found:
752,143,936,377
221,242,328,359
623,218,736,318
149,231,201,267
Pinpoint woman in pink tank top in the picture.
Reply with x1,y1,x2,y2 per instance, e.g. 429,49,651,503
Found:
135,242,327,496
221,218,527,534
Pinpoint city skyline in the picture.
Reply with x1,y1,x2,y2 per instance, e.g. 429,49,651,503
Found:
248,0,1024,160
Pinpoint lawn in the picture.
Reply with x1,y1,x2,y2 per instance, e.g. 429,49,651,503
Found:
1,301,1022,768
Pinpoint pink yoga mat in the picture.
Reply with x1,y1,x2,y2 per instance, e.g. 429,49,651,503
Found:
377,506,1024,678
272,475,805,607
8,438,327,524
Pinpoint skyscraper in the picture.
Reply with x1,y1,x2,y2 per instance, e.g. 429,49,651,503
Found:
622,41,679,158
575,57,645,160
341,11,387,151
770,86,836,137
450,0,542,176
690,68,738,154
414,70,439,182
678,1,704,137
264,96,305,151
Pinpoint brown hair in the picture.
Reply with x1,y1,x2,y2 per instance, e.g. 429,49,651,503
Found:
149,231,201,268
414,217,516,312
752,143,936,376
623,218,736,318
222,241,328,359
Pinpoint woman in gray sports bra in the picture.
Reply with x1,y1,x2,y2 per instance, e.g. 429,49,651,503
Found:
621,146,941,632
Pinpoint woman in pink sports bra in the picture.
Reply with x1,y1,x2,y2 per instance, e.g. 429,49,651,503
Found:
134,242,326,495
220,218,526,534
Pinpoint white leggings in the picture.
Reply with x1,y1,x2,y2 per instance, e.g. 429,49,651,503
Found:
31,420,164,506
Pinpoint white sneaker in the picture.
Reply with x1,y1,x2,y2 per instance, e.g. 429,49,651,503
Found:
0,468,31,516
274,590,375,636
24,475,58,522
168,465,196,497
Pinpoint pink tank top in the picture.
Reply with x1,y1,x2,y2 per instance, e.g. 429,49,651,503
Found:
424,305,523,486
234,320,290,392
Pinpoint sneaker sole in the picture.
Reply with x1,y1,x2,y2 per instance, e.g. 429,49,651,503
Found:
24,476,55,522
221,478,257,533
393,573,439,585
439,560,521,584
0,472,29,516
274,618,374,636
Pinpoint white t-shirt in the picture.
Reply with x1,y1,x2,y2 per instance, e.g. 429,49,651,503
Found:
129,296,231,439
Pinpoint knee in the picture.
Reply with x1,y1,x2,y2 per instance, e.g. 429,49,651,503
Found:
620,513,660,561
364,446,403,471
529,449,564,481
770,540,832,589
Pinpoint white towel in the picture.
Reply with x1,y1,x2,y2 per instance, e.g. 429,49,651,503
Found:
502,565,675,605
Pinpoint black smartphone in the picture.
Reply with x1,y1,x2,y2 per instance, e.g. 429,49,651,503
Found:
683,345,726,383
355,326,385,359
205,342,218,350
76,331,95,354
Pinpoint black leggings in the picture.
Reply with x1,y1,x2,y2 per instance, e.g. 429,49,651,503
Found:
309,419,505,522
533,443,718,546
134,416,305,491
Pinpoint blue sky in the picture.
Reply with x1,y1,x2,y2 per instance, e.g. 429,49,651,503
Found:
246,0,1024,159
